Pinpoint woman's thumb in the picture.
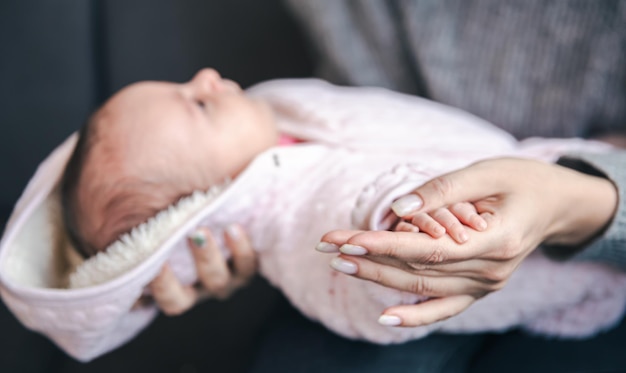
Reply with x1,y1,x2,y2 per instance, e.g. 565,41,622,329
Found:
390,162,497,217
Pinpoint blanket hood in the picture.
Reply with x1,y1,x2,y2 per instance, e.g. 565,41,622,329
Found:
0,133,288,361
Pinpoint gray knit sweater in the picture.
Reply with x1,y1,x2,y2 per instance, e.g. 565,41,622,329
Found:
286,0,626,269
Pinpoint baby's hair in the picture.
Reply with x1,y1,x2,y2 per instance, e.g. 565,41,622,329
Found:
60,113,101,257
60,111,184,258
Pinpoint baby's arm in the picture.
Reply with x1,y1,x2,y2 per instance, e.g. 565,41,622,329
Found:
394,202,487,243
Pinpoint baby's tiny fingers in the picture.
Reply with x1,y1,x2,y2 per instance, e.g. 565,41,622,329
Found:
430,208,468,243
449,202,487,231
410,213,446,238
394,221,420,233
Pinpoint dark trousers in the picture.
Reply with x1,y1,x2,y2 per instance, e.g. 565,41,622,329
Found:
248,297,626,373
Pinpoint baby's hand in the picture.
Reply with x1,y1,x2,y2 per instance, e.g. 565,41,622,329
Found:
394,202,487,243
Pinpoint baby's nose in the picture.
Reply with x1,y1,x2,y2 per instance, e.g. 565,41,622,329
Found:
190,68,223,91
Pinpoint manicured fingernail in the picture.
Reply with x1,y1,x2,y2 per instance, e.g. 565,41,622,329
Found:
340,244,368,255
188,230,207,248
378,314,402,326
330,257,358,274
225,224,240,240
316,242,339,253
391,195,423,216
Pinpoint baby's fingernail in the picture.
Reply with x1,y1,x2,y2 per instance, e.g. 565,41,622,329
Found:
340,244,368,255
477,220,487,231
330,257,358,274
188,230,207,248
378,314,402,326
391,195,423,216
316,242,339,253
459,231,469,243
225,224,241,240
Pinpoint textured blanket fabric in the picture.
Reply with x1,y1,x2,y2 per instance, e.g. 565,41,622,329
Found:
0,79,624,361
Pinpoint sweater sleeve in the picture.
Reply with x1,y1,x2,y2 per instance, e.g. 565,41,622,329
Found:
543,151,626,270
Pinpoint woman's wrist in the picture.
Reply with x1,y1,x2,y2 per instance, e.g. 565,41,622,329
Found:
544,164,618,247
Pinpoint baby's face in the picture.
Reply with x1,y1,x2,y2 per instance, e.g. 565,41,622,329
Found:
104,68,277,185
77,69,277,249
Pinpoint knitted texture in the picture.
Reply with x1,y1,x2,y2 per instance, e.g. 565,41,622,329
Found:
286,0,626,140
286,0,626,271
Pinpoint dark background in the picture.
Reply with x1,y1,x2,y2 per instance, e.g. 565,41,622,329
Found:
1,1,624,372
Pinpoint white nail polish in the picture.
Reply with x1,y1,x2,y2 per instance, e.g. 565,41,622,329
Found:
391,195,423,217
378,314,402,326
340,244,368,255
330,257,358,274
188,230,207,248
316,242,339,253
225,224,240,240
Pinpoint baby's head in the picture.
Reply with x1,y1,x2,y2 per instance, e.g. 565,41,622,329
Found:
61,68,277,257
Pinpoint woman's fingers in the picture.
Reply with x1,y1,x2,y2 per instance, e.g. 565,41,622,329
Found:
343,230,483,263
379,295,476,327
224,224,257,285
391,159,510,217
330,255,494,297
188,228,231,297
148,225,258,316
317,230,366,253
150,265,197,316
364,254,510,283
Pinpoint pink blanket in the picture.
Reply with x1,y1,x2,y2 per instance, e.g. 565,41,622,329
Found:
1,79,624,361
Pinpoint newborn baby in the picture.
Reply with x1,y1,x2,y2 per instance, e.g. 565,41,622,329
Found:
3,68,625,362
63,68,484,260
62,69,278,256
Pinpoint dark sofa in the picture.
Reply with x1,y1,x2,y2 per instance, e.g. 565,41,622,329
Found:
1,1,624,372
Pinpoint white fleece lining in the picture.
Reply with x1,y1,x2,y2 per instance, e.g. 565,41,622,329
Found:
69,184,227,289
3,193,67,288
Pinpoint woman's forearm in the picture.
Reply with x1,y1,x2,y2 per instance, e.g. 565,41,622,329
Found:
544,151,626,269
543,164,618,248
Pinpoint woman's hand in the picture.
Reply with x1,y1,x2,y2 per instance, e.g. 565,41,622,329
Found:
319,158,618,327
147,224,257,316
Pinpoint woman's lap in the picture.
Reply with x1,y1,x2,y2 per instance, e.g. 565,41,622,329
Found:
247,300,485,373
248,298,626,373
